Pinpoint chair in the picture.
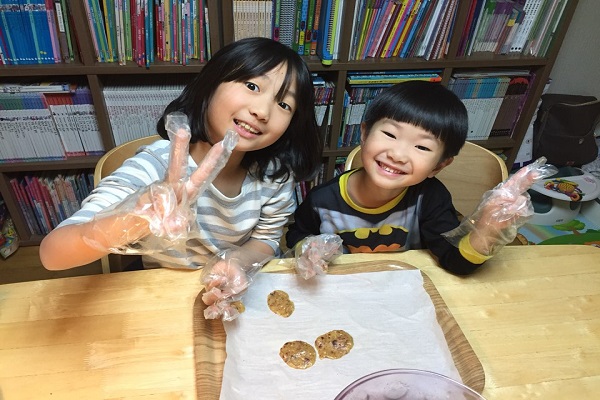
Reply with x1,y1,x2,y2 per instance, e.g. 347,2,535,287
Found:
94,135,160,273
344,141,509,218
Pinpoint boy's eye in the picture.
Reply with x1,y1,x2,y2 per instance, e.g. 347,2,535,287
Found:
383,131,396,139
245,82,259,92
416,145,432,151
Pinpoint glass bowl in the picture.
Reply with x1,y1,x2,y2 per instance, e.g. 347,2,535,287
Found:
335,369,486,400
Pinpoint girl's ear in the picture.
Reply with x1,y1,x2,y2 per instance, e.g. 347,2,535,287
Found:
428,157,454,178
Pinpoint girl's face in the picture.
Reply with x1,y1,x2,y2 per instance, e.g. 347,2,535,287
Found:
206,63,297,152
360,118,451,193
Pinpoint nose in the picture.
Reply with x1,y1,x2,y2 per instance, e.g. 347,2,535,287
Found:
388,144,408,163
249,95,270,121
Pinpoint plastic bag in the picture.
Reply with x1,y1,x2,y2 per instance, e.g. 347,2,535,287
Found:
443,157,558,256
201,247,274,321
82,112,238,264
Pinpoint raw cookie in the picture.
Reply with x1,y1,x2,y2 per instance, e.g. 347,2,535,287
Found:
267,289,295,317
279,341,317,369
315,329,354,359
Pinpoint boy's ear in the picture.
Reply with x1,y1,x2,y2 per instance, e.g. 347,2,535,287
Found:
428,157,454,178
360,123,367,145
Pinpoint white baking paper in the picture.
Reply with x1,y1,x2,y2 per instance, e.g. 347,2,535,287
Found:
220,270,460,400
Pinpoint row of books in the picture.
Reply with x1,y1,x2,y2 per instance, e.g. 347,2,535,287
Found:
0,0,75,65
9,171,94,235
458,0,569,57
0,86,104,163
349,0,460,61
103,80,186,145
338,70,443,147
233,0,346,65
448,69,534,140
84,0,211,66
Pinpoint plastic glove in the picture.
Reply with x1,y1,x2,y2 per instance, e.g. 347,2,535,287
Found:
443,157,558,256
201,247,274,321
293,234,343,279
83,112,238,261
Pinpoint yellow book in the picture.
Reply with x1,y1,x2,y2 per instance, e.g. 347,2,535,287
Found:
380,0,409,58
392,0,422,58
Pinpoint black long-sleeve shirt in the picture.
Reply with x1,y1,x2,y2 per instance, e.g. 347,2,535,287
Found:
286,170,487,275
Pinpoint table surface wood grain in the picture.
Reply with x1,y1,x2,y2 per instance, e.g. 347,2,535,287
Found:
1,245,599,399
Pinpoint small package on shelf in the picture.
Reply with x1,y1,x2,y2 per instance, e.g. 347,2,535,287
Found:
0,199,20,259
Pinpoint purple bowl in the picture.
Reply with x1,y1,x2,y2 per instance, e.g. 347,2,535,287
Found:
335,369,486,400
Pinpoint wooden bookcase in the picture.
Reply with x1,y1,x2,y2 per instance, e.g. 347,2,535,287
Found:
0,0,580,246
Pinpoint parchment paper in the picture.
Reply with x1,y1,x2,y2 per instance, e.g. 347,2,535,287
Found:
220,270,460,399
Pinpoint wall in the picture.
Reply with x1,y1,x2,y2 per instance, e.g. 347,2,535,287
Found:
549,0,600,97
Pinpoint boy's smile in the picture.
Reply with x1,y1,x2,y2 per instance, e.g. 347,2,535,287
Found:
350,119,451,206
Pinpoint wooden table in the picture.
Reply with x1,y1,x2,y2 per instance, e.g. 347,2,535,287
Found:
0,245,599,399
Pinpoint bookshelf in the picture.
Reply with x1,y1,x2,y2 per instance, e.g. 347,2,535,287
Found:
0,0,579,247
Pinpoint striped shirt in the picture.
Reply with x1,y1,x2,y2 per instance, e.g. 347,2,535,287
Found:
58,139,296,269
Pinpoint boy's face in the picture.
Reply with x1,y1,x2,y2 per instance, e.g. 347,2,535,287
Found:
360,119,452,191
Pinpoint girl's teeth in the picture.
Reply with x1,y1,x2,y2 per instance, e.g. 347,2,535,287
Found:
237,121,258,134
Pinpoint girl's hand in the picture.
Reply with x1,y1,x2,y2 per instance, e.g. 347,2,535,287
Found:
200,247,274,320
83,113,238,255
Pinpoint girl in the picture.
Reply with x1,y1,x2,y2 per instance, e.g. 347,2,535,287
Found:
40,37,323,270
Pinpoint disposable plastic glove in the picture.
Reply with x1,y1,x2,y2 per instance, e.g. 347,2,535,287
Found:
293,234,343,279
201,247,274,321
443,157,558,256
83,112,238,262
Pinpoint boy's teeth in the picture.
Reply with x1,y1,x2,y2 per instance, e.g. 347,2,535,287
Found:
380,163,400,174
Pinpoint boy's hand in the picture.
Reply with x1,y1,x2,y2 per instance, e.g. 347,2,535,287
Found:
444,157,558,256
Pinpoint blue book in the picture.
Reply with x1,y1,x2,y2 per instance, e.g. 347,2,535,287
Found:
3,0,33,63
24,0,56,63
0,0,18,64
315,0,336,65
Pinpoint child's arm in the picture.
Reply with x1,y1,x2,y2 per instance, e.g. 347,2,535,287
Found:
40,114,238,270
40,213,151,270
443,158,557,257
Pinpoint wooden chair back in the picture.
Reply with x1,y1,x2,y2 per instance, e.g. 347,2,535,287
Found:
344,141,509,217
94,135,160,273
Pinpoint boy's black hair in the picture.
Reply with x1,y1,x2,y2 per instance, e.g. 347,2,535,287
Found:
157,37,322,182
362,81,468,160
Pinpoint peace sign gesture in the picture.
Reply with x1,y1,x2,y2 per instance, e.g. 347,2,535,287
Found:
84,112,238,256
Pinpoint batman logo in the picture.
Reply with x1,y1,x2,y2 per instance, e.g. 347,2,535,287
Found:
337,225,408,253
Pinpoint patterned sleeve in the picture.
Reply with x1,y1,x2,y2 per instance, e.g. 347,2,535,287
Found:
56,140,169,228
251,176,297,252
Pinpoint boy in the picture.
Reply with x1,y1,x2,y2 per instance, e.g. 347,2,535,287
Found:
286,81,540,275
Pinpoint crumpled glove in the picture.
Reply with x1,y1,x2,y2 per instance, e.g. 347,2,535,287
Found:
293,234,343,279
201,247,274,321
82,112,238,263
443,157,558,256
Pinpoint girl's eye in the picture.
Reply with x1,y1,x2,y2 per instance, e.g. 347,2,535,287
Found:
279,102,292,111
245,82,259,92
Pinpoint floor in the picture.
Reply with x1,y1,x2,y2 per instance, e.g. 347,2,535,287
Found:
0,246,102,285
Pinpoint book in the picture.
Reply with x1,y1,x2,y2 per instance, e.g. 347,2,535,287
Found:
510,0,544,53
1,81,76,93
316,0,339,65
490,73,533,137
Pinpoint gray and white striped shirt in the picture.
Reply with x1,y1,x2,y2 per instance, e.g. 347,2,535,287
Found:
58,139,296,269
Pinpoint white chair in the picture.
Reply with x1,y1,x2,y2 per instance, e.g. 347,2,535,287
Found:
344,141,509,218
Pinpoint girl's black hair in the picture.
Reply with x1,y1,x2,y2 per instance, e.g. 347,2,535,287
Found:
362,81,468,160
157,37,322,182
